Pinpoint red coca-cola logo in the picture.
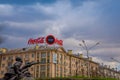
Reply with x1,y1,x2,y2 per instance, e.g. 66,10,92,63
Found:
55,38,63,46
28,37,44,44
28,35,63,46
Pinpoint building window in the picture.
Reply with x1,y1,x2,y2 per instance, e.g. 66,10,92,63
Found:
25,54,29,58
47,59,50,63
8,56,13,60
2,64,5,67
41,52,46,58
1,71,4,75
32,53,34,58
2,56,6,60
55,65,57,75
41,58,46,64
47,65,50,70
47,52,50,63
47,52,50,57
60,67,62,77
37,53,39,58
36,66,39,73
8,62,12,67
59,54,62,64
47,72,50,77
31,67,33,71
40,72,45,78
41,65,46,70
60,54,62,59
36,72,39,78
53,53,57,63
15,56,19,58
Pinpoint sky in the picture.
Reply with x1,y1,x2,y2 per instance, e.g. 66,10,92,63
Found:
0,0,120,70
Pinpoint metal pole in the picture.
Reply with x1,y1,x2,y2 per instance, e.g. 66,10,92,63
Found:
79,40,99,78
82,40,89,77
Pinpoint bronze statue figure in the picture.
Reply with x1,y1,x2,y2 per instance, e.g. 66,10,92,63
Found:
0,57,40,80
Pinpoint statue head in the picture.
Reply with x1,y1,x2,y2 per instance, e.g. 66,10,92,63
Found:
15,57,23,62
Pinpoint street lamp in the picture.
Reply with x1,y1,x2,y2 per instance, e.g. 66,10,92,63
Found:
79,40,99,77
79,40,99,59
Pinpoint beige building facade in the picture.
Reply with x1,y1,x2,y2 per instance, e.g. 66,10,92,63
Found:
0,46,120,79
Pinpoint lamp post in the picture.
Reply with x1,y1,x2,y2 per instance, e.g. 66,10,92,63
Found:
79,40,99,77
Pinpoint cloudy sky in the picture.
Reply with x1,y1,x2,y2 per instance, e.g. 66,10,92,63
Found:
0,0,120,70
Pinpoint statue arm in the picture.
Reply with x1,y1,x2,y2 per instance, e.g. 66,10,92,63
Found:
21,62,40,71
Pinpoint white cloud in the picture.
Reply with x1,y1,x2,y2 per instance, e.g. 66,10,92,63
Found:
64,37,79,48
0,4,14,16
4,20,52,30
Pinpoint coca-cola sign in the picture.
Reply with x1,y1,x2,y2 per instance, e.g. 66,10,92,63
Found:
28,35,63,46
28,37,44,44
